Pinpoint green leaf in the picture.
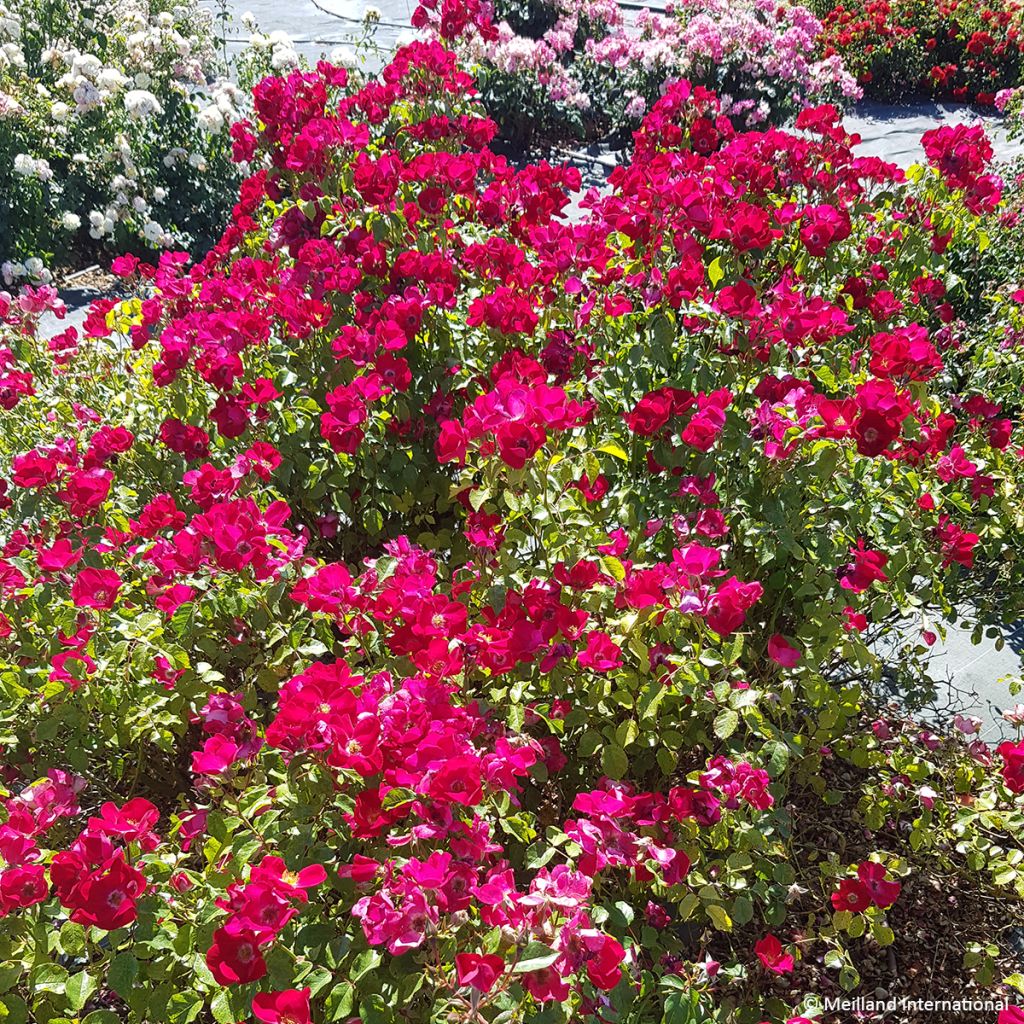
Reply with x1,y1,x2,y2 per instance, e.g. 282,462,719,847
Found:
708,256,725,287
713,708,739,740
663,985,704,1023
209,990,235,1024
1004,973,1024,996
350,948,381,982
602,743,629,779
106,952,138,998
773,862,796,885
732,895,753,926
639,680,668,720
578,730,602,758
705,904,732,931
30,963,68,996
0,964,21,993
304,966,333,997
58,922,86,957
381,787,415,810
512,941,561,973
167,991,203,1024
657,747,677,774
84,1013,123,1024
599,556,626,583
0,995,28,1024
597,442,629,462
840,965,861,991
359,993,393,1024
764,740,790,778
325,982,355,1021
615,719,638,748
66,971,98,1012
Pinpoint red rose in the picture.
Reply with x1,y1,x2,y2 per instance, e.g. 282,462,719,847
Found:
252,989,312,1024
454,953,505,993
71,568,122,610
998,740,1024,793
754,934,794,974
832,879,872,913
206,925,268,985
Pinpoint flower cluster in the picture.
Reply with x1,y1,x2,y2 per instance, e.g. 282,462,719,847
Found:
831,861,902,912
417,0,858,143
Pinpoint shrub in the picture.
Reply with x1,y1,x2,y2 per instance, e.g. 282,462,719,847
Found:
415,0,859,145
0,24,1022,1024
0,0,285,284
817,0,1024,104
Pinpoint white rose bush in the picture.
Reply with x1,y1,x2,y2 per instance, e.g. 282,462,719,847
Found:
0,0,277,283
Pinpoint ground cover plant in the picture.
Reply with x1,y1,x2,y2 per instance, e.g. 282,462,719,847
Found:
0,4,1023,1023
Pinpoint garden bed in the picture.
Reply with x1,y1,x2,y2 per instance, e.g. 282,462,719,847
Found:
1,3,1024,1024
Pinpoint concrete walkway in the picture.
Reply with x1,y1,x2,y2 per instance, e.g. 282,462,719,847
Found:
846,100,1024,167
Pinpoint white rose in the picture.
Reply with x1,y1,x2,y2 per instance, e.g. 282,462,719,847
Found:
197,105,224,132
97,67,127,91
270,45,298,71
330,46,358,69
73,81,102,112
124,89,162,119
61,211,82,231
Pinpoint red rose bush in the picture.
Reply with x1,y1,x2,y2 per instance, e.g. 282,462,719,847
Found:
0,16,1023,1024
817,0,1024,103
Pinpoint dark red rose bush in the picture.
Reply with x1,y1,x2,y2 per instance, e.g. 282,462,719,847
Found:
817,0,1024,103
0,22,1024,1024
